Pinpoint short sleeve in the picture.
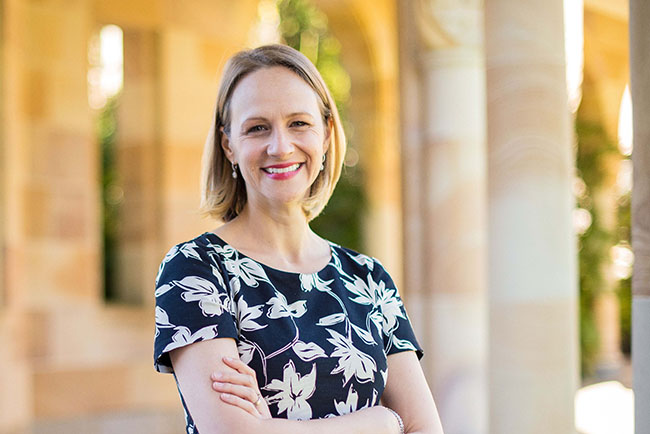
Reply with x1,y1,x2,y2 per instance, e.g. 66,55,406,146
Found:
372,261,424,360
153,241,239,373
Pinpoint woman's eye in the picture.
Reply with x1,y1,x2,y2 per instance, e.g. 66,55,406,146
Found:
247,125,267,133
291,121,309,127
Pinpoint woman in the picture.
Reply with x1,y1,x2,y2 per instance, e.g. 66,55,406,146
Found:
154,44,444,434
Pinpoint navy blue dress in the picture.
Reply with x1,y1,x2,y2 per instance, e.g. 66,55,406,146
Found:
154,232,423,434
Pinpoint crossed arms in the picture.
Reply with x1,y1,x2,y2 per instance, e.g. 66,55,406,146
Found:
170,337,444,434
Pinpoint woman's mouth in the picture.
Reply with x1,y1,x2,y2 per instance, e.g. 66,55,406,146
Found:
262,163,302,174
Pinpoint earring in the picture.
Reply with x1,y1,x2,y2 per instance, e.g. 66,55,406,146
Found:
231,163,238,179
320,154,326,171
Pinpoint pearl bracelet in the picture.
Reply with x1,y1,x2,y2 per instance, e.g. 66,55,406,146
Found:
385,407,405,434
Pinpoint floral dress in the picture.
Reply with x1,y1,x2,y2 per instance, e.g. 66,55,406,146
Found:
154,232,423,434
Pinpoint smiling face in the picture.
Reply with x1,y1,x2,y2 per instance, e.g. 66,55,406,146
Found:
221,66,330,214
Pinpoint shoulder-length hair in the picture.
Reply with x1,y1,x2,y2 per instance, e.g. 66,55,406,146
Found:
200,44,346,222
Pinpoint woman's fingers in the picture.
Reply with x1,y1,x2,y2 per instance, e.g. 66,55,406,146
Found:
210,370,256,387
210,356,271,419
211,357,256,385
216,384,271,419
219,392,262,418
223,356,257,377
212,381,261,405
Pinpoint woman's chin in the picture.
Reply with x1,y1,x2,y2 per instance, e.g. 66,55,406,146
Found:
252,192,310,211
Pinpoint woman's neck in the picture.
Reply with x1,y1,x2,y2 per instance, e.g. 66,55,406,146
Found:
214,204,326,270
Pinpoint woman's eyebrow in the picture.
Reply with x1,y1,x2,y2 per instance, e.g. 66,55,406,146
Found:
242,112,315,124
241,116,268,124
286,111,315,118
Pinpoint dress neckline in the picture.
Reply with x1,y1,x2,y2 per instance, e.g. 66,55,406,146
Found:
202,231,335,276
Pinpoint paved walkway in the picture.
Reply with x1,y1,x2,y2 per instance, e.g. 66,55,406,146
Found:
17,382,634,434
575,381,634,434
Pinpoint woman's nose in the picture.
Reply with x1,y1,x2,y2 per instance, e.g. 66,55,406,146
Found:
267,127,294,158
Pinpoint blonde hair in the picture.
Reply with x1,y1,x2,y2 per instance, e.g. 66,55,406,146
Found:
200,44,346,222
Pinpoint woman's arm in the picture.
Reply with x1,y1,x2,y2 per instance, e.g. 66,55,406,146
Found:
380,351,444,434
171,337,401,434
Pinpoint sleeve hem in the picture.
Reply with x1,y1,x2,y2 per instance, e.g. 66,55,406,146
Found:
154,333,240,374
387,347,424,360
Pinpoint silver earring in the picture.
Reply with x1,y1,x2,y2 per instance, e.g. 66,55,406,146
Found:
232,163,238,179
320,154,326,171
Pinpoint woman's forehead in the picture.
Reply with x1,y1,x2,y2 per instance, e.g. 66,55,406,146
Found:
229,67,321,120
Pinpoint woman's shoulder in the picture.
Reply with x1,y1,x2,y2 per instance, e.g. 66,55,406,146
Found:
160,232,232,259
155,232,226,283
327,241,389,277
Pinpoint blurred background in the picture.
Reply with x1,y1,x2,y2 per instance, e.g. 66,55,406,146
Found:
0,0,634,433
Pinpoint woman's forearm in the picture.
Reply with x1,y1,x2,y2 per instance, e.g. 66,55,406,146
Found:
219,405,400,434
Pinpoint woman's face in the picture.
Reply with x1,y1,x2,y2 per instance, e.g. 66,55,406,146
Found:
222,66,329,213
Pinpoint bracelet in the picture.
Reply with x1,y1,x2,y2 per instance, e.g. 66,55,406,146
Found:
385,407,405,434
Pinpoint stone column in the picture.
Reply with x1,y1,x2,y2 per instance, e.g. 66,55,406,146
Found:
113,29,163,305
593,290,624,377
485,1,578,432
156,8,259,248
630,0,650,431
1,0,98,430
0,0,5,307
4,0,100,307
317,0,405,285
398,1,488,432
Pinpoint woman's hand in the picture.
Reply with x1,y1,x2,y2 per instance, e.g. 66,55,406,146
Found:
211,356,272,420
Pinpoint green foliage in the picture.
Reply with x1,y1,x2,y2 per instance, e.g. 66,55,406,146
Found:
277,0,365,252
618,276,632,354
617,191,632,355
312,165,366,251
575,112,627,376
99,96,121,301
277,0,350,114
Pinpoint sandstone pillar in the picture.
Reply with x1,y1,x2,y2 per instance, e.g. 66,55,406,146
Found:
485,1,579,432
1,0,98,430
593,289,624,378
398,1,488,432
0,0,5,307
630,0,650,431
4,0,100,307
113,29,163,305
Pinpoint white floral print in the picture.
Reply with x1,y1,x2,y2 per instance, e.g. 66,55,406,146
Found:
179,241,202,262
299,272,333,292
326,329,377,385
175,276,231,317
155,306,174,338
264,360,317,420
392,335,418,352
224,256,269,287
333,385,360,415
154,232,422,433
375,279,407,335
351,252,375,271
292,340,327,362
155,245,178,282
333,385,372,416
236,297,267,332
344,273,377,306
316,312,346,327
237,339,257,365
162,324,219,355
267,291,307,319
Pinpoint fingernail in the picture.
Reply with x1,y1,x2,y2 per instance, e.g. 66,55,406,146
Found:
221,393,230,399
223,356,232,362
212,381,223,388
213,372,223,379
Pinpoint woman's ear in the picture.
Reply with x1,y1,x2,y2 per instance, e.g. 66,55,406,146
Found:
323,117,332,153
220,127,235,163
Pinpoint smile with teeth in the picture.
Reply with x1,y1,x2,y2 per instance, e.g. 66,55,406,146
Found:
263,163,302,174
